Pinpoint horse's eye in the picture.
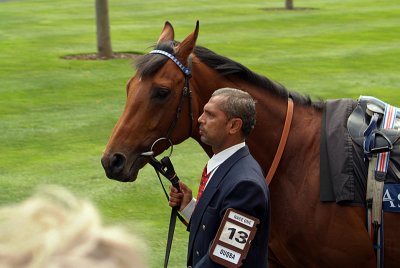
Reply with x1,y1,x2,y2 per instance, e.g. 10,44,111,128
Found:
153,88,170,99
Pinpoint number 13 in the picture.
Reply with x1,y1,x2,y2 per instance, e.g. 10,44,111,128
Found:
227,227,248,244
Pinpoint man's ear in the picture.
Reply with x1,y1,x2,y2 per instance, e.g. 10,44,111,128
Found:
229,118,243,135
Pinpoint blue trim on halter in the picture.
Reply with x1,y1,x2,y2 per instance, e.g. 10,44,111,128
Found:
150,49,191,76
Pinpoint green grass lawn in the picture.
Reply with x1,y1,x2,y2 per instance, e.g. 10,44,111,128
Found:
0,0,399,267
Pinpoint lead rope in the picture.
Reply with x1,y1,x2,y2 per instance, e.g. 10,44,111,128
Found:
149,157,188,268
152,161,189,227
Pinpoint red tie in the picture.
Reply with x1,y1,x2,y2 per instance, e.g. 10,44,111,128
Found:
196,165,209,205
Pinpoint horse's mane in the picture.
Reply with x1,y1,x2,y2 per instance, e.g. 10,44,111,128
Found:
136,42,324,109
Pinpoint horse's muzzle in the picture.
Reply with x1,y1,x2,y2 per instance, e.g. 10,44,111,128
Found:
101,152,137,182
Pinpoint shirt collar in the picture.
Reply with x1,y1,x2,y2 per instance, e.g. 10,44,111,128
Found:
207,142,246,174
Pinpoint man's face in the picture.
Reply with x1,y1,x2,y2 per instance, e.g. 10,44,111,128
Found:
198,96,231,153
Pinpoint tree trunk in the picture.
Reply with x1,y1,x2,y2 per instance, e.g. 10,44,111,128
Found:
95,0,113,59
285,0,294,10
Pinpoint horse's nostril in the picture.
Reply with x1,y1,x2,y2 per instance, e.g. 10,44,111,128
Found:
110,153,126,173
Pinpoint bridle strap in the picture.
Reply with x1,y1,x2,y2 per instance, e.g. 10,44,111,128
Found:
147,49,193,268
266,98,294,185
165,76,192,138
150,49,191,76
150,50,193,139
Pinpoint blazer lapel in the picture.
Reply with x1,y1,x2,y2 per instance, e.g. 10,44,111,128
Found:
188,146,250,253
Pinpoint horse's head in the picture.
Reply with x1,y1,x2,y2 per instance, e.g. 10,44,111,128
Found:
101,21,200,182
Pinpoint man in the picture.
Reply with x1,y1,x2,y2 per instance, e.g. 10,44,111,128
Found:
169,87,270,267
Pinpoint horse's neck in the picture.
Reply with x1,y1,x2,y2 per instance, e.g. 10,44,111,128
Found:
189,63,323,169
249,94,323,176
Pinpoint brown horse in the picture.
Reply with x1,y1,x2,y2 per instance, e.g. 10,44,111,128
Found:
101,21,399,267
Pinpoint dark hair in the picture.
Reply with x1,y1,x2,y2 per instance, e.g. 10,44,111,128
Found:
212,88,256,137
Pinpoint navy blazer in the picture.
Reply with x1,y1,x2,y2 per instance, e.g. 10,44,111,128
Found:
187,146,270,268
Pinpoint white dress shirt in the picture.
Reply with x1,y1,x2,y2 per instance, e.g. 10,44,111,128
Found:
180,142,246,220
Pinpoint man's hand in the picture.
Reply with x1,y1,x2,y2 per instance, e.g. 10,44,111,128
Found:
169,181,193,211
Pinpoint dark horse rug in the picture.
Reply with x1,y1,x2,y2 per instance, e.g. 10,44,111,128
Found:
320,97,400,205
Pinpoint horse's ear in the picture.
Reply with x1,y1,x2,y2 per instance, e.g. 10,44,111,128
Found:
157,21,175,44
176,20,199,61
